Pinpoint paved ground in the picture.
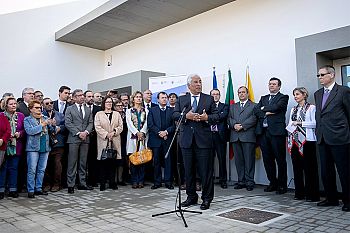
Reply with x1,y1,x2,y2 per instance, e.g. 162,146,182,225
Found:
0,183,349,233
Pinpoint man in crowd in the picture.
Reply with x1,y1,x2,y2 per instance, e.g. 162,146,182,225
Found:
53,86,71,114
148,92,175,190
65,89,94,193
314,65,350,212
84,90,101,187
42,97,66,192
229,86,257,191
168,93,178,108
173,74,219,210
17,87,34,117
143,89,157,110
210,89,229,189
255,77,289,194
93,92,102,106
34,90,44,104
120,93,130,111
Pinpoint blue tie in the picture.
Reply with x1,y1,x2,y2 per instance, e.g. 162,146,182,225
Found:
192,96,198,112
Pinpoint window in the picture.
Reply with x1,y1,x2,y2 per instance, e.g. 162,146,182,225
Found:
341,65,350,87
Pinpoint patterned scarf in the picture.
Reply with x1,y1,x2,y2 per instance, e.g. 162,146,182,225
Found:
4,111,17,156
130,107,146,139
287,102,310,156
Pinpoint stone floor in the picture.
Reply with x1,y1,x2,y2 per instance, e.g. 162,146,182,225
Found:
0,183,349,233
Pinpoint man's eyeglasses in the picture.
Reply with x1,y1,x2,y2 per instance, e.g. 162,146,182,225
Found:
26,92,34,95
44,102,53,105
115,105,123,107
317,73,330,77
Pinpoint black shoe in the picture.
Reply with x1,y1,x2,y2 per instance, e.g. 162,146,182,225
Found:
77,185,93,190
181,198,198,207
342,204,350,212
8,191,19,198
0,192,4,199
294,195,304,200
221,183,228,189
276,187,287,194
200,201,210,210
34,190,48,195
317,199,339,207
118,182,127,186
151,184,162,189
28,192,35,198
68,187,74,194
305,198,320,202
264,184,277,192
246,186,254,191
100,184,106,191
165,184,174,190
234,184,246,189
109,183,118,190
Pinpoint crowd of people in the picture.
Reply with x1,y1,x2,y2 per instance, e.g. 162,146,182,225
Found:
0,65,349,212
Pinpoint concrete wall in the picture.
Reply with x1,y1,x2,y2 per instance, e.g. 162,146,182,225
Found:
0,0,108,99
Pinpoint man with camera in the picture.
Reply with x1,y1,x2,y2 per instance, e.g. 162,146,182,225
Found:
42,97,66,192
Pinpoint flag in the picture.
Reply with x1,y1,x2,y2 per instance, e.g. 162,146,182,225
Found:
245,66,255,102
225,69,235,160
213,67,218,89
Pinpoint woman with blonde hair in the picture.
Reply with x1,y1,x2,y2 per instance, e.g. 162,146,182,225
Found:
126,91,148,188
94,96,123,191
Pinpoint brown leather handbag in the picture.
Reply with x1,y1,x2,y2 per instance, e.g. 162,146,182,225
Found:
129,140,152,165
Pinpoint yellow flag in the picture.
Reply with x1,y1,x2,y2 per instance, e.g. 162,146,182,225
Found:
245,66,255,102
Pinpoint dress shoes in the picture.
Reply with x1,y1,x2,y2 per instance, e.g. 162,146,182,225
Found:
109,183,118,190
317,199,339,207
264,184,277,192
181,198,198,207
138,184,144,188
221,183,228,189
68,187,75,194
294,196,304,200
0,192,4,199
246,186,254,191
200,201,211,210
165,184,174,190
342,204,350,212
132,184,138,189
276,187,287,195
180,184,186,190
234,184,246,190
151,184,162,189
77,185,93,191
305,197,320,202
51,186,60,192
8,191,19,198
34,190,48,196
118,181,127,186
28,192,35,198
100,184,106,191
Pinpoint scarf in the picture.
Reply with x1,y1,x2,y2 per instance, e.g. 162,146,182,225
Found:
130,107,146,139
4,111,17,156
287,102,310,156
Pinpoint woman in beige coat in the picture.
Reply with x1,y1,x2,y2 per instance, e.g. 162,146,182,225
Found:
94,96,123,191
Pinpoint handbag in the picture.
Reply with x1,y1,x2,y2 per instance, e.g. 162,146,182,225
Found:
129,140,152,165
101,140,117,160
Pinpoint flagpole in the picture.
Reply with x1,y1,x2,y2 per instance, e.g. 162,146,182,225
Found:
227,65,232,185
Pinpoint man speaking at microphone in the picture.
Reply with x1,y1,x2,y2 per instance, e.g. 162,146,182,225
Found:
173,74,219,210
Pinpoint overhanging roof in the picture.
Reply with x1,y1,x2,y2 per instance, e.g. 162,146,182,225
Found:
55,0,235,50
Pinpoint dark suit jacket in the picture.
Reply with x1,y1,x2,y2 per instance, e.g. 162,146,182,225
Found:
229,100,257,143
314,83,350,145
173,93,219,149
254,92,289,136
53,100,70,115
211,102,229,142
64,104,93,144
16,101,30,117
147,106,175,148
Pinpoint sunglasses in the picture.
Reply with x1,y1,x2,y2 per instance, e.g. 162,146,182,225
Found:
317,73,330,77
45,102,54,105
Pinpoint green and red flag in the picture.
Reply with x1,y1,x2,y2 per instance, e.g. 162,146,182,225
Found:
225,69,235,159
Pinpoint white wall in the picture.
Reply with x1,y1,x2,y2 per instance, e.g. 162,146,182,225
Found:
103,0,350,185
0,0,108,99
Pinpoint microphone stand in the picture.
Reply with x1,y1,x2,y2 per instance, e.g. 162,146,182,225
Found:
152,107,202,227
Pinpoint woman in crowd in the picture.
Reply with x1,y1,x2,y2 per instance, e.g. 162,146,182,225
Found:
114,99,128,186
24,100,54,198
0,97,25,199
94,96,123,191
287,87,320,202
0,106,11,199
126,91,148,189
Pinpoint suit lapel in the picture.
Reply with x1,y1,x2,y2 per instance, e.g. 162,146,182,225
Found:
322,84,338,111
196,93,205,113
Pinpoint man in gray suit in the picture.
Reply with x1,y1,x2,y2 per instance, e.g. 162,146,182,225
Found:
229,86,257,191
65,89,94,194
314,65,350,212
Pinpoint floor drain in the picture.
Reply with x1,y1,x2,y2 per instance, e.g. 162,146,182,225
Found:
216,207,288,226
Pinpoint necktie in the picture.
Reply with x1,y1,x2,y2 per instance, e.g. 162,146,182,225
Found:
161,107,165,111
146,103,150,110
268,95,275,104
321,89,330,109
59,102,65,113
241,103,244,110
79,104,83,119
192,96,198,112
123,107,127,113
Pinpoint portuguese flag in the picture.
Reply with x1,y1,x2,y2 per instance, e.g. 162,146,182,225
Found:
225,69,235,160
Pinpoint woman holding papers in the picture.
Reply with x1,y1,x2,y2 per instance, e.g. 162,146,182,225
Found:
287,87,320,202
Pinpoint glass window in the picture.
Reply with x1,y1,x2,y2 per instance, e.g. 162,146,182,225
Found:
341,65,350,87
